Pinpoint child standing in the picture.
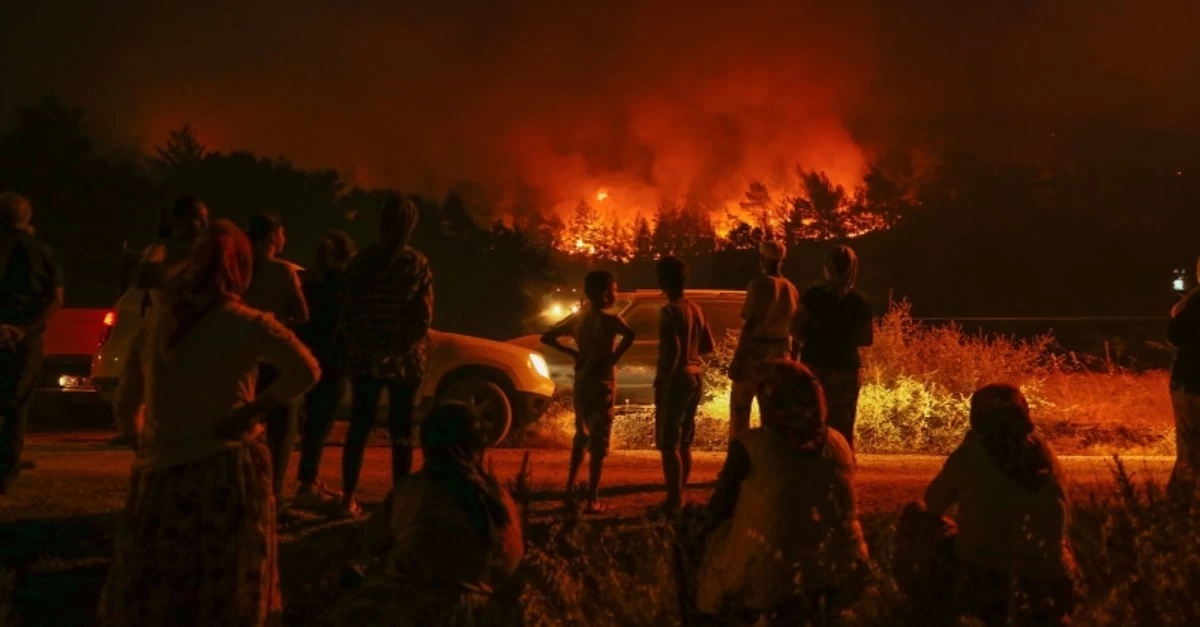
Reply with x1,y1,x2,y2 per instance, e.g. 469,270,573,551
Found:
654,257,715,510
541,271,635,513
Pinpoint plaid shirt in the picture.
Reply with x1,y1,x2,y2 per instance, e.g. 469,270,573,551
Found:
341,244,434,381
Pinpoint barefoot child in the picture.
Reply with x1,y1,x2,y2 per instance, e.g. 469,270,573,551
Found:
654,257,715,511
541,271,635,513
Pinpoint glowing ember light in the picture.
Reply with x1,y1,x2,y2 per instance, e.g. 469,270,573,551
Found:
596,190,608,202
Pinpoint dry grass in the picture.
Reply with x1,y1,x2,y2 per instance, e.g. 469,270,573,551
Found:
511,304,1175,455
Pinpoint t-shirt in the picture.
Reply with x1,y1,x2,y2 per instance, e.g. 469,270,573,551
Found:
797,286,872,370
543,306,628,384
741,275,799,341
0,226,63,334
115,301,320,470
657,297,715,382
243,255,308,327
1169,292,1200,392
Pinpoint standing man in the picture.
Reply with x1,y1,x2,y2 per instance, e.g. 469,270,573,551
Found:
0,193,64,494
728,240,798,440
340,195,433,518
1169,256,1200,499
654,256,715,511
243,213,310,501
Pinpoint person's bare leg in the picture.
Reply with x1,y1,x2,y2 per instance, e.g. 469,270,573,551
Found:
587,450,604,504
680,445,692,499
566,444,585,498
661,448,682,508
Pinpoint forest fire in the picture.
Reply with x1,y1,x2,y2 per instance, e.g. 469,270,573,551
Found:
551,170,901,261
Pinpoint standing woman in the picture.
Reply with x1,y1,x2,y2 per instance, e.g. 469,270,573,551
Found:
99,221,319,627
294,230,357,509
791,245,872,449
1168,255,1200,497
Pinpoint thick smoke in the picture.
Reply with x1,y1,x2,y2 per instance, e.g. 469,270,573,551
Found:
3,0,1198,220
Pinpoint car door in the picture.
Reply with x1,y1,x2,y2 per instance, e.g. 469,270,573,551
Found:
613,297,665,405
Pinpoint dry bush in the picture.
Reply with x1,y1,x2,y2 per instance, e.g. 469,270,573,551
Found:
511,304,1173,455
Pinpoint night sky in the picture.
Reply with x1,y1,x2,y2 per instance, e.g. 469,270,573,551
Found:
3,0,1198,212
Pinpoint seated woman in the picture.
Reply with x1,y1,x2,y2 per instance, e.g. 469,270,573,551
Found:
901,384,1078,626
698,360,870,623
320,403,524,626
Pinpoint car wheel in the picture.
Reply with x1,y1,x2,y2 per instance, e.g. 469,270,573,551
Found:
437,378,513,446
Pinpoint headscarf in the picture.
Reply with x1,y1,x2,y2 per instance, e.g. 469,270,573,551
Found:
823,245,859,296
968,384,1054,491
379,195,420,262
164,220,253,349
421,403,511,550
755,359,828,452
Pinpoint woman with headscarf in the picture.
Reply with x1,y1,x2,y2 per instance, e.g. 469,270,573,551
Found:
903,384,1078,626
791,245,872,449
293,230,357,509
98,220,320,626
319,402,523,626
698,360,870,623
339,195,434,518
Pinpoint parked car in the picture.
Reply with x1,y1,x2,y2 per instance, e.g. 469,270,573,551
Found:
91,286,556,445
510,289,748,405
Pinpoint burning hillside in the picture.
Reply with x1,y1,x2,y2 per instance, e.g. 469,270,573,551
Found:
548,167,904,260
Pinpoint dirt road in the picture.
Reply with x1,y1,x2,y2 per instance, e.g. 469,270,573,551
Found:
3,431,1174,523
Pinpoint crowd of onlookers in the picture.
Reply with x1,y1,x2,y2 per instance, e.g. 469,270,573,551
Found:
0,189,1198,625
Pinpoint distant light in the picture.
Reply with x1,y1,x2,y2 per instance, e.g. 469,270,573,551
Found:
1177,169,1184,176
596,190,608,202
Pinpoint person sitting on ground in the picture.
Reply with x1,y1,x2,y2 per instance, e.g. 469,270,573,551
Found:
653,256,715,512
541,270,635,514
293,230,357,510
901,384,1078,626
698,359,870,623
791,245,872,449
243,213,310,502
1168,256,1200,498
320,403,524,626
99,220,319,627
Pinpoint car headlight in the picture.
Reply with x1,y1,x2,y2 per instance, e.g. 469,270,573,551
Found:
529,353,551,380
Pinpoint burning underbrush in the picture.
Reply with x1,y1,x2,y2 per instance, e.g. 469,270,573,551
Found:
509,305,1174,455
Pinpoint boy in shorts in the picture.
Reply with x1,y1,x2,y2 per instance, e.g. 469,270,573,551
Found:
654,257,715,511
541,271,635,513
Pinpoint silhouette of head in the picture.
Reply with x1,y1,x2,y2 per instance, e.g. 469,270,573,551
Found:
247,214,285,255
422,402,487,469
656,256,688,300
0,192,32,230
380,194,419,250
170,196,210,241
316,230,357,273
755,359,827,450
584,270,617,308
968,384,1033,442
759,239,785,275
823,245,858,291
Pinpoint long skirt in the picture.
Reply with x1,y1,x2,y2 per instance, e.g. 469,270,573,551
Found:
98,441,281,627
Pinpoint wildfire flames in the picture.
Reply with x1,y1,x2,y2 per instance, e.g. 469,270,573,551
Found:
550,171,900,261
